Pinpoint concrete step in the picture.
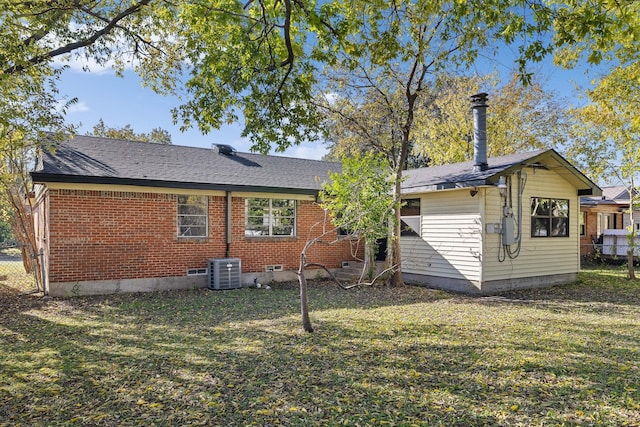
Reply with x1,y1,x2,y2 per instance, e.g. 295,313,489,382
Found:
334,261,383,281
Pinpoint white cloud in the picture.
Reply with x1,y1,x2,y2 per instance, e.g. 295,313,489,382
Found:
66,101,90,114
322,91,341,105
282,143,328,160
55,99,89,114
54,54,134,75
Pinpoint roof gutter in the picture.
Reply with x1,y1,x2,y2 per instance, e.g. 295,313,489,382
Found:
29,173,320,196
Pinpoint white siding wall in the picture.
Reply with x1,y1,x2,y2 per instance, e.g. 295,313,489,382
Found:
623,210,640,232
482,168,580,281
401,190,482,281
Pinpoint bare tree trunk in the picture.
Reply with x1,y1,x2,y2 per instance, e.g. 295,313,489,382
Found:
1,157,42,290
364,238,376,281
627,181,636,280
297,253,314,333
390,194,403,287
390,103,413,287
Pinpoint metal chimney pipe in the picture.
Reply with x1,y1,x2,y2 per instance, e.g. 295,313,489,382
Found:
470,92,489,172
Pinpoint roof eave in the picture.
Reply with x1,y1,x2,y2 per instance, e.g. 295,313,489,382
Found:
29,173,320,196
402,179,490,195
401,149,602,197
492,149,601,196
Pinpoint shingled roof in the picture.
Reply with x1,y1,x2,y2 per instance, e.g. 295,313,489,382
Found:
31,135,340,195
403,148,601,196
581,185,637,206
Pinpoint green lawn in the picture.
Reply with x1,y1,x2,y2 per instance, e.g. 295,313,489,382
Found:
1,267,639,426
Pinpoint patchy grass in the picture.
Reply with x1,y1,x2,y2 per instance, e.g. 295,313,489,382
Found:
1,267,639,426
0,260,37,296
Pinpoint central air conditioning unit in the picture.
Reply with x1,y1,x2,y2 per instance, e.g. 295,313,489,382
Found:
208,258,242,290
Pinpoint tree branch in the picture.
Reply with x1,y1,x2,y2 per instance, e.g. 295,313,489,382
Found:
5,0,152,75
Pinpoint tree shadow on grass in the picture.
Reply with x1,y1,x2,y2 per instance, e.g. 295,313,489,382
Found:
473,268,640,317
1,279,452,329
2,295,638,426
1,269,639,425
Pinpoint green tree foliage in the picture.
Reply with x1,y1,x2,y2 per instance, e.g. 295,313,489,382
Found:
321,153,397,281
549,0,639,71
568,63,640,279
167,0,640,152
1,0,638,288
411,73,573,166
0,213,14,244
171,0,640,285
0,0,180,272
88,119,172,144
0,0,173,146
313,1,528,286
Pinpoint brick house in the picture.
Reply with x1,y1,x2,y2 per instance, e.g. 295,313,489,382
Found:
31,136,360,296
580,186,640,258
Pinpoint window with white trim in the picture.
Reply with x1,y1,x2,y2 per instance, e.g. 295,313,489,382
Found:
531,197,569,237
177,195,208,237
245,198,296,237
579,211,586,236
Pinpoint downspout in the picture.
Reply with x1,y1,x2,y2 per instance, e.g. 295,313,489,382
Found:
225,191,232,257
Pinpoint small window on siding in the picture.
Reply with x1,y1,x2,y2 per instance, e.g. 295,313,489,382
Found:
401,198,421,237
531,197,569,237
245,198,296,237
178,195,208,238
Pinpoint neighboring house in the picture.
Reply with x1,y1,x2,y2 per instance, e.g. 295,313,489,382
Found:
580,186,640,258
31,136,360,296
399,93,601,294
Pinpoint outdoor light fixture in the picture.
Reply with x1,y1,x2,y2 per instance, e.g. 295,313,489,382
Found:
496,176,507,196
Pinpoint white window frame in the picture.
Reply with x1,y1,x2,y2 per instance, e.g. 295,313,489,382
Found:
177,195,208,238
245,198,296,237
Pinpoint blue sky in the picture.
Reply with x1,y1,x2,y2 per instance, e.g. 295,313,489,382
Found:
55,45,596,161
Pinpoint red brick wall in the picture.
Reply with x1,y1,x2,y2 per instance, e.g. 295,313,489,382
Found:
580,208,598,256
580,206,625,256
46,189,359,283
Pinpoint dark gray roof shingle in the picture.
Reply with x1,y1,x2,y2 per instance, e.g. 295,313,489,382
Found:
32,135,340,194
402,148,601,196
403,150,547,192
581,185,636,205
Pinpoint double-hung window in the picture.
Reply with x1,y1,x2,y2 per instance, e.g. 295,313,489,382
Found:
245,198,296,237
531,197,569,237
177,195,208,237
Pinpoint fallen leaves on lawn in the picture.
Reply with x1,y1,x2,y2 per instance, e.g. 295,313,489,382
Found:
0,267,638,426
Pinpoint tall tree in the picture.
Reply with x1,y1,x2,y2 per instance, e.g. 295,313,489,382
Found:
411,73,573,166
88,119,172,144
568,63,640,279
1,0,638,287
321,152,397,282
0,0,179,273
168,0,640,286
315,2,506,286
